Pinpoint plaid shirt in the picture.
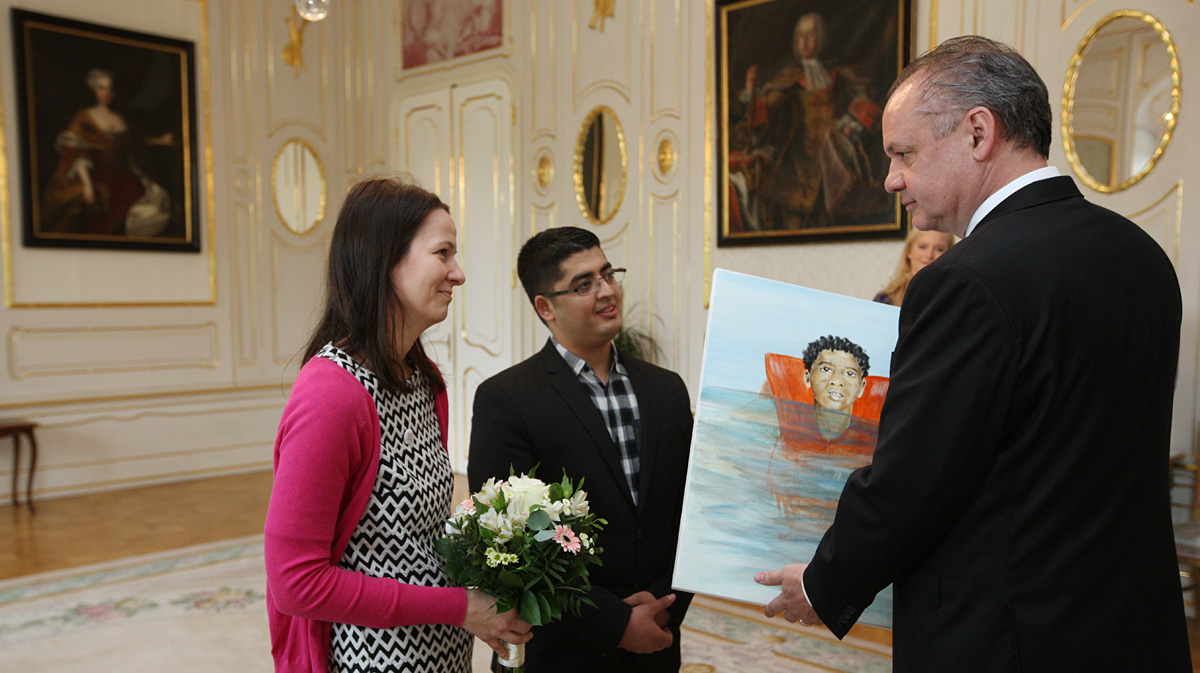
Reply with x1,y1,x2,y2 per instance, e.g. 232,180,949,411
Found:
552,337,642,505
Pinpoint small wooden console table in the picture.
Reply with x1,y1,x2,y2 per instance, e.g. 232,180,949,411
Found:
0,420,38,511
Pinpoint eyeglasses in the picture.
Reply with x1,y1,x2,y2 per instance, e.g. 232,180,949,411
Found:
539,268,625,298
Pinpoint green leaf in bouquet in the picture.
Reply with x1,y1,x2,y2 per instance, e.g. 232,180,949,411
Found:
536,592,553,622
433,536,454,558
527,509,552,531
533,528,556,542
519,590,543,626
498,569,524,589
548,482,564,502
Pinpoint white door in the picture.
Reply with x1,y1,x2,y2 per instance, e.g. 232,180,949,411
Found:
396,79,515,473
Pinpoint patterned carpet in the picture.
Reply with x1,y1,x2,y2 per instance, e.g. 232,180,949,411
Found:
0,536,891,672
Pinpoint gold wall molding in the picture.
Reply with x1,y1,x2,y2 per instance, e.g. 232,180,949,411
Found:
225,2,257,166
232,202,259,367
531,2,557,141
704,0,714,309
7,322,219,379
597,221,631,246
1062,0,1096,31
649,0,683,123
929,0,939,51
36,404,282,431
14,462,272,500
1,48,12,310
0,382,289,411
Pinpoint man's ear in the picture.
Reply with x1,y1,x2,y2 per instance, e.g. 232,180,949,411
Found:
964,105,997,160
803,370,812,389
534,295,557,324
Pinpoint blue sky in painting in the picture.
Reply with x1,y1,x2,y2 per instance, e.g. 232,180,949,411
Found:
700,269,901,393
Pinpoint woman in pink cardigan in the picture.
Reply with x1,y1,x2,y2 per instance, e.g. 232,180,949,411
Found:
264,177,531,673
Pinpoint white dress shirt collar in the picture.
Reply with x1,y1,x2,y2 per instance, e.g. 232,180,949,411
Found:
964,166,1061,237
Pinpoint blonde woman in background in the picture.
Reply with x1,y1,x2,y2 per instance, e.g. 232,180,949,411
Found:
872,229,955,306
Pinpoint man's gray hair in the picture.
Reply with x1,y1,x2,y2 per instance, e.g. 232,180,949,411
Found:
887,35,1051,158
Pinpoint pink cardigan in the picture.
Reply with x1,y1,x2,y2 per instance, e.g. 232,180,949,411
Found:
264,356,467,673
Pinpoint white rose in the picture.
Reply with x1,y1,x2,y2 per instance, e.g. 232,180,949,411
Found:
502,476,551,517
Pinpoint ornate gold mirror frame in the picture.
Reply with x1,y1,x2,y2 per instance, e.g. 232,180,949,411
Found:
271,139,327,235
573,106,627,224
1062,10,1180,193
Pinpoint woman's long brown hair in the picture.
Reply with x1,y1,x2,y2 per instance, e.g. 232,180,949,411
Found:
302,176,447,394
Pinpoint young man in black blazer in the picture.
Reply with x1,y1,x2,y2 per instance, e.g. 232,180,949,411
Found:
468,226,693,672
757,36,1190,672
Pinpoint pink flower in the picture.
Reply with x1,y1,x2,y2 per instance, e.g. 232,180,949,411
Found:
459,498,477,514
553,525,581,554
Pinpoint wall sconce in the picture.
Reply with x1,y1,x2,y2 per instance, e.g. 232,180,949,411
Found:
283,1,328,77
295,0,329,22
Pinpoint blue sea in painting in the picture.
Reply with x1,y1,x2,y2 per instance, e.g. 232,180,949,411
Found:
673,269,896,629
674,385,893,628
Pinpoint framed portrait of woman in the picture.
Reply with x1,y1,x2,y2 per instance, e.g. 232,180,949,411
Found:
716,0,912,246
11,9,199,252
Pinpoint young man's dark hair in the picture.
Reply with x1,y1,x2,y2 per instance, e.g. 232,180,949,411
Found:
802,335,870,378
516,226,602,306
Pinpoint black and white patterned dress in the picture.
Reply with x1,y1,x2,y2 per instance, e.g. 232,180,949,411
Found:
320,345,471,673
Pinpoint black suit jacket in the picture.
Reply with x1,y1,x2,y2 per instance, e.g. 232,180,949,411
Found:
468,340,694,673
804,177,1190,672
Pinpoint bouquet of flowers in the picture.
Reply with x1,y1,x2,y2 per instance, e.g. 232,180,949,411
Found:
435,471,606,671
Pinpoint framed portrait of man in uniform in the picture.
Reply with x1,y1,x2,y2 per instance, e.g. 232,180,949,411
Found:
715,0,912,246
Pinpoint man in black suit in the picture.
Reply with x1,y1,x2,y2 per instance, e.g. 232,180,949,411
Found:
756,36,1190,672
468,226,693,672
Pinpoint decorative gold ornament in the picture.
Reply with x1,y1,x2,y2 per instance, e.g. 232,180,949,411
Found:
656,137,676,177
281,6,310,77
589,0,615,32
535,154,553,190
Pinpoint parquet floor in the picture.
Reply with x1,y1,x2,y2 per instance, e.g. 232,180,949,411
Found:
1,470,1197,669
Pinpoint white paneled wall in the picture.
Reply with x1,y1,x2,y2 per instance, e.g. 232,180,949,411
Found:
3,0,1199,500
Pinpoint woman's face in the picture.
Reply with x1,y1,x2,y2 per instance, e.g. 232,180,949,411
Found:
91,76,114,106
389,208,466,339
907,230,951,275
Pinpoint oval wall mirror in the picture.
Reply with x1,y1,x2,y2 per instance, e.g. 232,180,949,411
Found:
1062,10,1180,193
573,106,627,224
272,139,326,235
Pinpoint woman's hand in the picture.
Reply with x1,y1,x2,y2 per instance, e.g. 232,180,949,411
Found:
461,589,532,657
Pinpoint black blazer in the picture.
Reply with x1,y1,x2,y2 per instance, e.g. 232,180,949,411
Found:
803,177,1190,672
468,340,694,673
